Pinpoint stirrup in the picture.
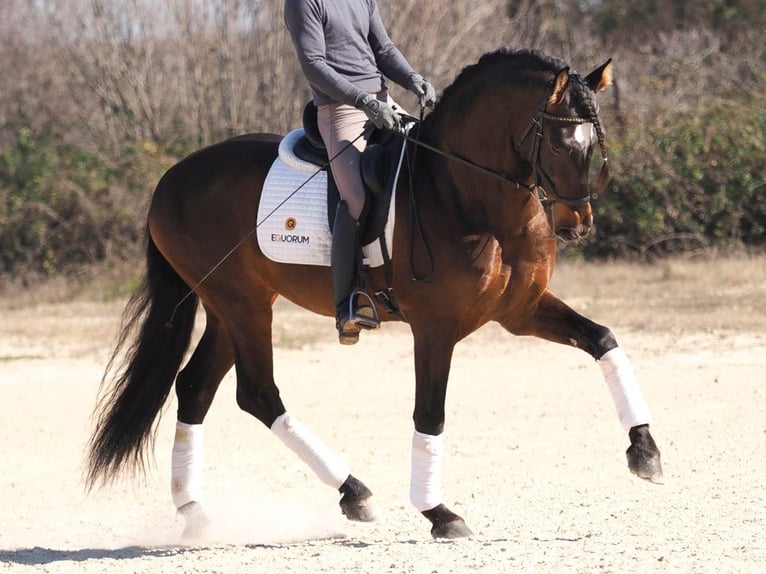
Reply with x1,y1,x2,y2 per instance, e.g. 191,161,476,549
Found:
347,288,380,330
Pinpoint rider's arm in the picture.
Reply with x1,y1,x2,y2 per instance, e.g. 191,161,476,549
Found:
366,1,417,89
284,0,367,107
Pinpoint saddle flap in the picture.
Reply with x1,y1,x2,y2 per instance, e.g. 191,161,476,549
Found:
360,144,388,196
294,136,328,167
359,134,406,245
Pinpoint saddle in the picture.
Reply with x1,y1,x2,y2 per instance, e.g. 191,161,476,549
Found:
257,103,409,270
296,101,405,246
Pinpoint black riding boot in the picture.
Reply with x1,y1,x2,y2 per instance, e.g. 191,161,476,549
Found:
332,201,380,345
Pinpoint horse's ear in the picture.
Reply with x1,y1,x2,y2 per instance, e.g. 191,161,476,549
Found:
548,67,570,106
585,58,613,93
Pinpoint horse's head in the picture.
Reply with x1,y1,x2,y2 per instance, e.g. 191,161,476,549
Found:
521,59,613,242
420,49,614,244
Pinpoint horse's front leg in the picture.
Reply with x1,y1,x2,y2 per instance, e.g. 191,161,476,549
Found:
498,290,663,482
410,327,474,539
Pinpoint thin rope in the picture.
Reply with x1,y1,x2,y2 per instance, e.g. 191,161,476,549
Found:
399,130,533,191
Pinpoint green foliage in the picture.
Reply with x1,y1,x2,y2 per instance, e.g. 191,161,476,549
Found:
0,124,167,278
585,101,766,258
1,0,765,277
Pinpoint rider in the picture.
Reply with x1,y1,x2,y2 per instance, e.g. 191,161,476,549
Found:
284,0,436,345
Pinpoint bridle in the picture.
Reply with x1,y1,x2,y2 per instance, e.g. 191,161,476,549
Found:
400,77,610,212
516,97,610,210
396,78,610,279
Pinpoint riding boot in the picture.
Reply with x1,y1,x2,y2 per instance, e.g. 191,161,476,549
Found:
332,201,380,345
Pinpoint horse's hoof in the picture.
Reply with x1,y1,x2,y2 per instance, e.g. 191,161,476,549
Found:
178,501,212,540
431,518,474,539
627,425,664,483
627,444,664,483
339,475,380,522
422,504,474,539
340,494,380,522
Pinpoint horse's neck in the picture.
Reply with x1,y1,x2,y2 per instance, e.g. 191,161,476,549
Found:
432,79,540,173
415,84,550,248
418,104,531,226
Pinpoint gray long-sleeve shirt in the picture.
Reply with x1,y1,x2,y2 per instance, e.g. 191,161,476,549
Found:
284,0,416,107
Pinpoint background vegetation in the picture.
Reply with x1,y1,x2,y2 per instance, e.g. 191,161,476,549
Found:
1,0,764,283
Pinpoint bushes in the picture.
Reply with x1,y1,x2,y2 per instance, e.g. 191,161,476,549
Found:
3,90,765,277
583,101,766,258
1,0,764,277
0,124,167,278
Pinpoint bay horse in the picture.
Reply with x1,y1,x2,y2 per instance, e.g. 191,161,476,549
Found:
86,48,662,540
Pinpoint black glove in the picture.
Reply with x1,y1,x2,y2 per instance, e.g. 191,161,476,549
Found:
359,95,401,132
407,74,436,108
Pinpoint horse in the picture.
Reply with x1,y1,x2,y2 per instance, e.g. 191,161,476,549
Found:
86,47,663,540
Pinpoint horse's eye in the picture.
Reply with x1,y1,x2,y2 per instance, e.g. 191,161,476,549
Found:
550,143,562,155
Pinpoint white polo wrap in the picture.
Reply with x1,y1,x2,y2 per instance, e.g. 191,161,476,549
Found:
410,430,444,512
171,421,204,508
598,347,652,430
271,413,350,489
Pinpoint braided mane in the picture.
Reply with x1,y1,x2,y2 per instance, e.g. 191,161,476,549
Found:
427,47,599,127
424,47,606,160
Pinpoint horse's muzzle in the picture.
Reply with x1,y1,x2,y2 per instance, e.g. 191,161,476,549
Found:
553,203,593,242
555,225,591,242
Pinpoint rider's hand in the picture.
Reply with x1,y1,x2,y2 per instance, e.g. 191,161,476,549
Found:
359,95,401,132
407,74,436,108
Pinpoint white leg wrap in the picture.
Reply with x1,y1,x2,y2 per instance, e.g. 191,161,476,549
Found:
171,421,204,508
409,431,444,512
598,347,652,431
270,413,350,489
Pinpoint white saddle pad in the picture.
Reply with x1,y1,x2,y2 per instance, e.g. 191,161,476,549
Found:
257,129,402,268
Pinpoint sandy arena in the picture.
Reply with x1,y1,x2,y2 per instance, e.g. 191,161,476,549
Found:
1,257,765,573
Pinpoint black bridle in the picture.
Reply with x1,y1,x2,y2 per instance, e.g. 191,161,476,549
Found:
397,86,609,280
518,102,610,209
400,88,610,212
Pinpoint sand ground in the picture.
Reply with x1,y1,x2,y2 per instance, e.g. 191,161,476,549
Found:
1,257,764,573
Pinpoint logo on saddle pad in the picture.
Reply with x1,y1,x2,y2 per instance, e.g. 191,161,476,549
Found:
271,232,310,244
257,129,403,268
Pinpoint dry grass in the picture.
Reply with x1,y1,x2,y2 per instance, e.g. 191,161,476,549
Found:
551,252,766,334
1,254,763,360
269,252,766,347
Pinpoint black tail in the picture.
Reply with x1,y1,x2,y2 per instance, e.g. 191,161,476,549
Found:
86,235,198,489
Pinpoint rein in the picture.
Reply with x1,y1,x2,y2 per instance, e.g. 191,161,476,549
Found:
400,126,536,193
400,103,609,210
398,86,609,274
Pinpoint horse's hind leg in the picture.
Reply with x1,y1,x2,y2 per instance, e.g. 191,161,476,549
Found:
172,309,234,538
498,291,663,482
227,292,379,523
